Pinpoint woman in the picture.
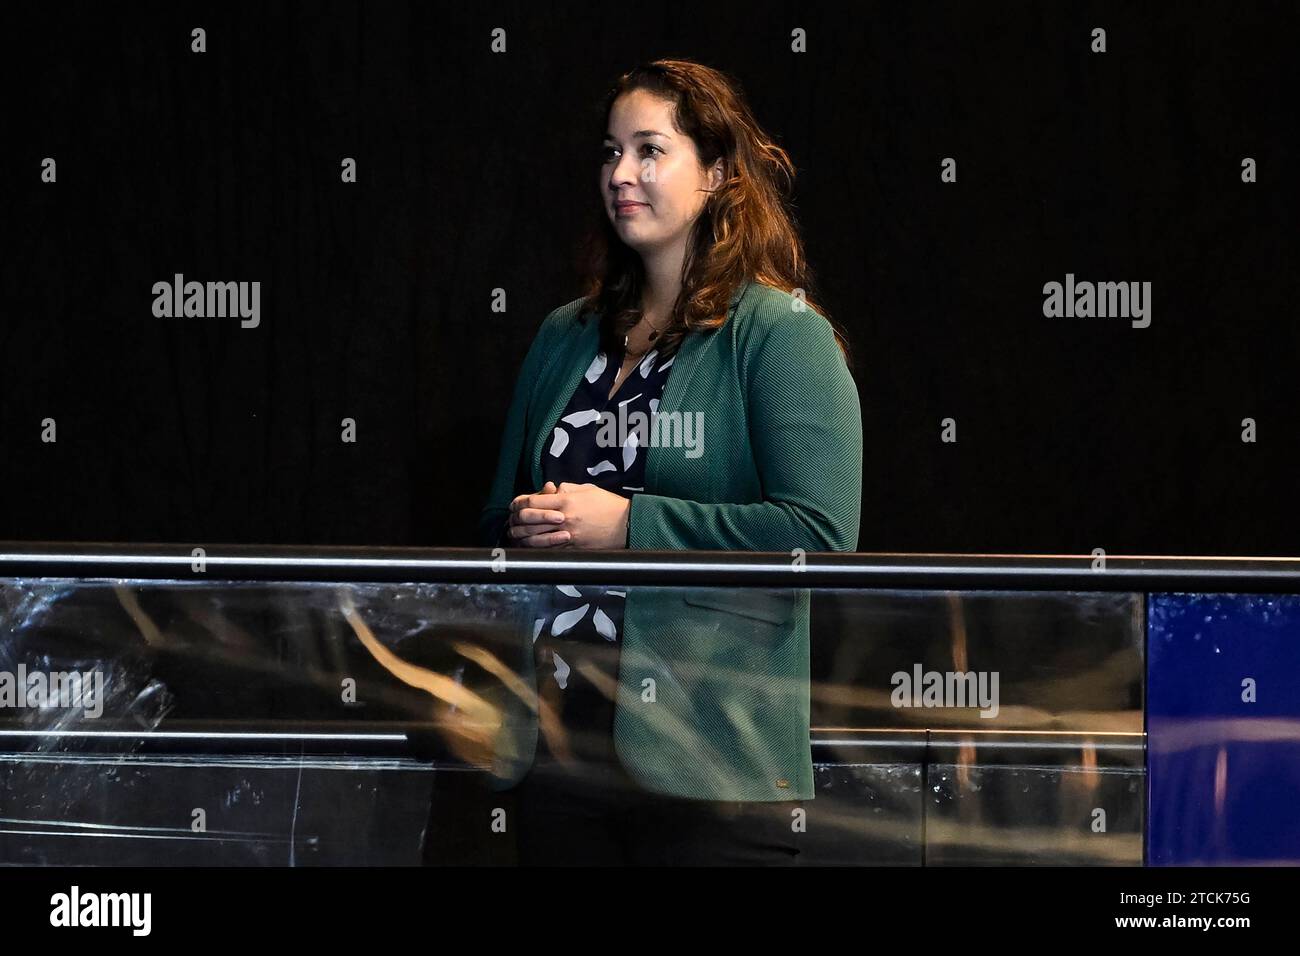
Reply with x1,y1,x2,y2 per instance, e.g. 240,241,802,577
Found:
477,59,862,865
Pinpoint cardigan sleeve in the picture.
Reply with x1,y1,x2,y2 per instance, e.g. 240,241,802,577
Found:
477,312,562,548
626,308,862,553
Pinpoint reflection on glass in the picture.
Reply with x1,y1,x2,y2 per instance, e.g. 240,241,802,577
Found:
0,579,1147,865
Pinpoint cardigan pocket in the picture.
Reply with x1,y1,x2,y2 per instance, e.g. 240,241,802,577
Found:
681,587,797,626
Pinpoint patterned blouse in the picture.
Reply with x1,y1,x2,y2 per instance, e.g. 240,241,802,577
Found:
531,345,675,759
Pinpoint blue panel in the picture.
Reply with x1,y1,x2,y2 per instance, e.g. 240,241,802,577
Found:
1147,593,1300,865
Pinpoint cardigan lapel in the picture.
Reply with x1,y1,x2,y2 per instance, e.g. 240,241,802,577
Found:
528,280,753,492
529,314,601,490
645,279,752,489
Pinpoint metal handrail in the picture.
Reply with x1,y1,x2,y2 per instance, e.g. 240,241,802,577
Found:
2,541,1299,590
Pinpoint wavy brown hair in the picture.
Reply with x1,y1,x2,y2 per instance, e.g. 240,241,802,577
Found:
576,58,852,367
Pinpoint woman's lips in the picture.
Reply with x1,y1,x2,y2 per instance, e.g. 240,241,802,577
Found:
614,201,648,213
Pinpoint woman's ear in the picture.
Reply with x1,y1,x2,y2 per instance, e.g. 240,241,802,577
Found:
709,159,726,190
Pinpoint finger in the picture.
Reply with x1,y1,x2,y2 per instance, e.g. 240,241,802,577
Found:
510,520,565,540
517,492,564,511
513,507,566,525
521,529,571,548
512,488,563,513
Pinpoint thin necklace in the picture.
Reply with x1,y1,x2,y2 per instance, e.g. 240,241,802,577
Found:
624,314,670,358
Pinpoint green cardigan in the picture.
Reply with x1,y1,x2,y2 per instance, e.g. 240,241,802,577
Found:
478,279,863,801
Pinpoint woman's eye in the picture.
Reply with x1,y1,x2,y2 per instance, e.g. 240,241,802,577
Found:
601,144,661,162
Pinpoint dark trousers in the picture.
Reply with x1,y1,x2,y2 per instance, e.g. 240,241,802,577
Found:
511,752,804,866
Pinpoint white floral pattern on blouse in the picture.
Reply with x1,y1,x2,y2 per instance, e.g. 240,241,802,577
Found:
534,347,675,688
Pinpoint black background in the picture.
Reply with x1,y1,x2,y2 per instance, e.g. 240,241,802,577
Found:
2,0,1295,554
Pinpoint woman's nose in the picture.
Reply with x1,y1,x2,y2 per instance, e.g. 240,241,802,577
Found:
609,151,641,188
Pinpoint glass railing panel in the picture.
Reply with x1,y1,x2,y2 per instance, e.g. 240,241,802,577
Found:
5,559,1296,866
1147,592,1300,865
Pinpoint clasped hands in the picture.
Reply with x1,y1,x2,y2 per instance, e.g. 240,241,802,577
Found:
507,481,631,549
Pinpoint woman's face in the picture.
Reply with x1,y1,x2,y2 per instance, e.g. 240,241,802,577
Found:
601,89,722,258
